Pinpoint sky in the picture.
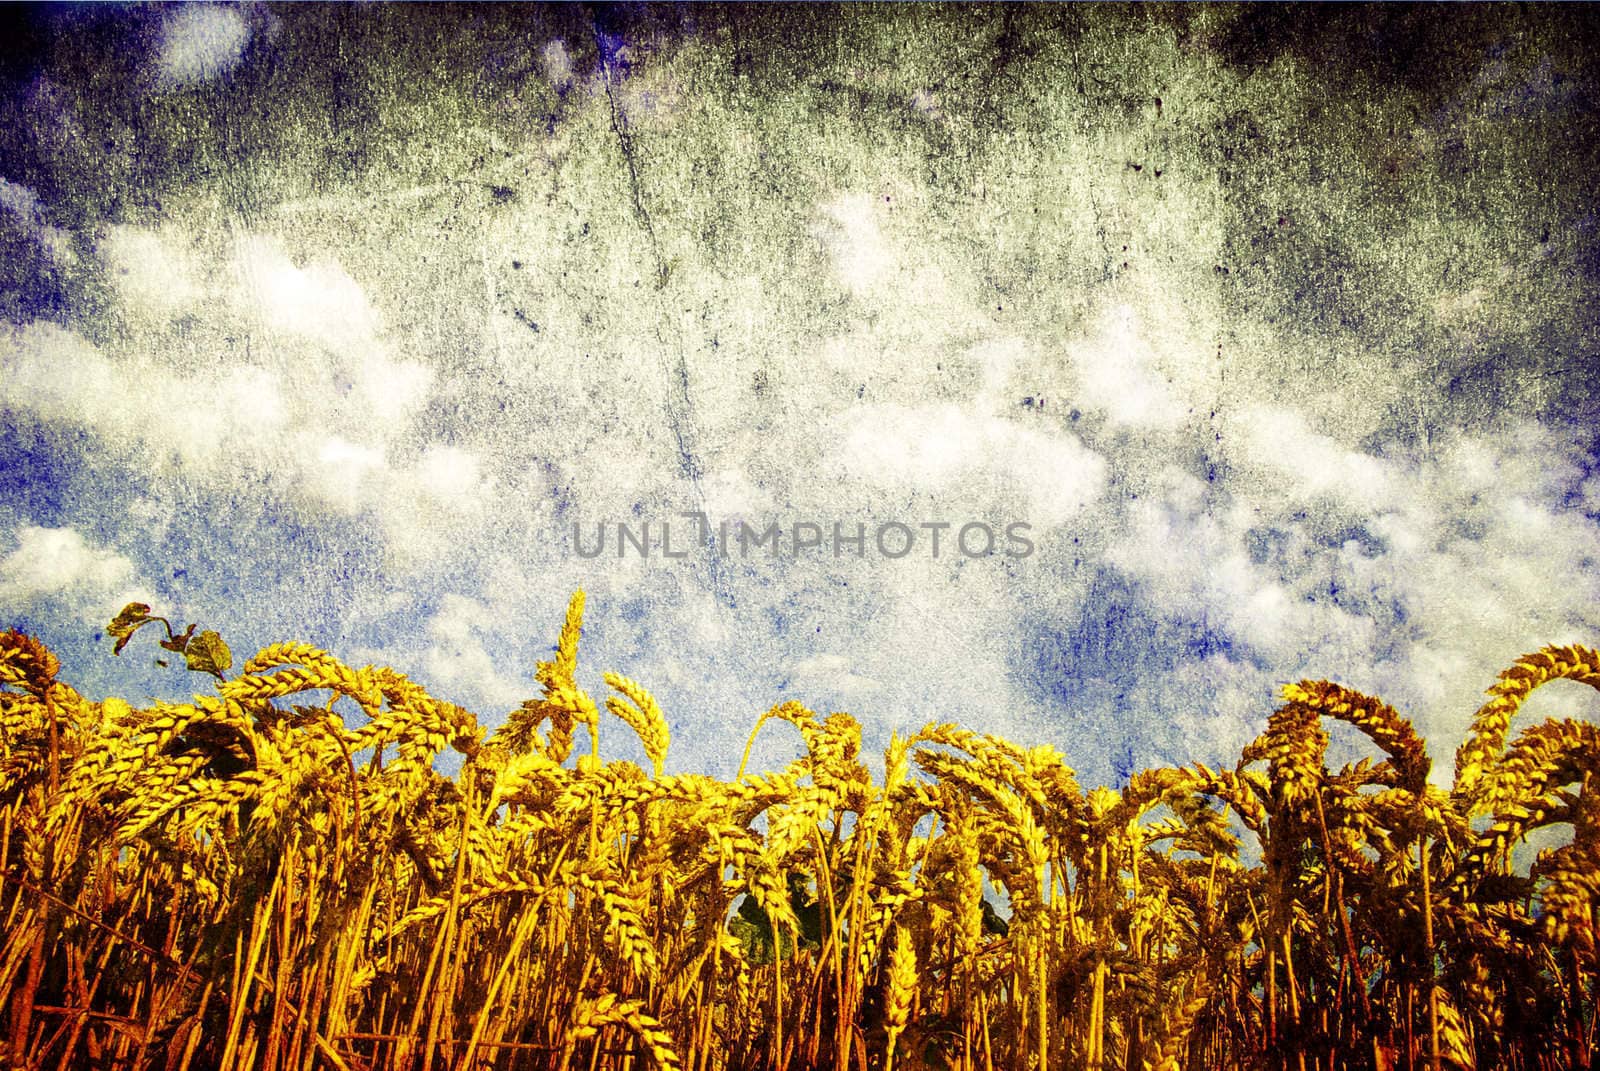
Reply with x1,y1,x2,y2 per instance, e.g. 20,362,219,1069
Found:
2,4,1599,787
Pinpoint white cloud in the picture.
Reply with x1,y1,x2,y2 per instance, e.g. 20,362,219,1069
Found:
1,227,449,529
349,348,433,426
541,40,574,88
155,5,250,87
420,594,531,711
861,579,1045,744
235,236,380,353
1433,284,1490,324
1107,650,1279,773
0,178,75,265
414,446,484,503
214,363,288,436
1067,304,1188,429
0,180,43,222
1,323,121,432
1107,466,1376,668
1234,405,1394,513
0,322,289,473
0,310,430,525
835,402,1106,527
787,653,882,698
1335,428,1600,779
305,436,388,515
100,225,202,320
376,446,493,567
0,526,151,622
699,467,776,519
1093,420,1600,771
818,194,894,296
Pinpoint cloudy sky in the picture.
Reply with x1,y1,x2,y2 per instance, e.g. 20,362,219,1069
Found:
3,4,1598,786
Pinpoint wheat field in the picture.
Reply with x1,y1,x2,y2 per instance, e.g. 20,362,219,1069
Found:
1,593,1596,1070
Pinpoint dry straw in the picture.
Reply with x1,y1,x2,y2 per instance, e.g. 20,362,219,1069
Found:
0,604,1597,1070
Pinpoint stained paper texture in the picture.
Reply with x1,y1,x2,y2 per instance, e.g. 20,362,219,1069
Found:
2,5,1597,783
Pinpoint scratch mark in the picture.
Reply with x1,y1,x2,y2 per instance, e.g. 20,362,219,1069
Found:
591,17,733,608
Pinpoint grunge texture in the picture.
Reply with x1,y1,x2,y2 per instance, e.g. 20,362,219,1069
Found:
2,4,1598,785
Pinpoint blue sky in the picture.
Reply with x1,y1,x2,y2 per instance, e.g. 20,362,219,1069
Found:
2,5,1598,786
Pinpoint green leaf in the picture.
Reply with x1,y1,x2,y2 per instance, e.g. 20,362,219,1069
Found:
160,623,196,653
108,603,154,655
184,630,233,679
981,897,1010,937
730,893,805,964
729,910,784,965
